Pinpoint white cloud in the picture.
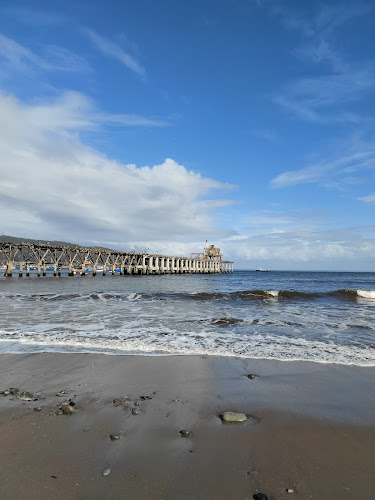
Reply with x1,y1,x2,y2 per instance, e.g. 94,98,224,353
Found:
271,148,375,189
275,2,371,39
0,91,169,139
0,91,234,249
358,193,375,204
272,3,375,123
82,28,145,76
274,69,375,123
220,226,375,270
0,33,89,73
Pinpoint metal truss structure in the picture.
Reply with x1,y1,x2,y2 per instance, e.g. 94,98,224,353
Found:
0,242,234,277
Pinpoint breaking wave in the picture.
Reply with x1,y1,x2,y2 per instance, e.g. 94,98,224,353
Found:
1,289,374,303
1,329,374,366
1,270,374,366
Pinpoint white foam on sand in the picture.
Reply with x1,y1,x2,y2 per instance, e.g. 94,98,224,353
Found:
1,328,375,366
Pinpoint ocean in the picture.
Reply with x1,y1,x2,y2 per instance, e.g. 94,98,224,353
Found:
1,270,374,365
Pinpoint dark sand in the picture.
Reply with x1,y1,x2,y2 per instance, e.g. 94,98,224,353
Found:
0,353,374,499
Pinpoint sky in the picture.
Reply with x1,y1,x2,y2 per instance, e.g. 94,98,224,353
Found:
0,0,375,271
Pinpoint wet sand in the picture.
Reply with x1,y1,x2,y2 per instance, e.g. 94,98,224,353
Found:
0,353,374,499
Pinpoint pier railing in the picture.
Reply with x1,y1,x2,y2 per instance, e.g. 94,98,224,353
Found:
0,242,233,277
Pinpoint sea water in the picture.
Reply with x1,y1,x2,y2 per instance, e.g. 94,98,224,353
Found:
0,270,375,366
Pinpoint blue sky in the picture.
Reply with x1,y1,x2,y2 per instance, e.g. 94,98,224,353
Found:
0,0,375,270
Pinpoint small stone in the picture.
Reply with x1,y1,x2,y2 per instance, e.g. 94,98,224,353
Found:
180,429,190,438
4,390,10,396
131,408,140,415
134,401,140,406
34,407,42,412
55,409,63,415
19,392,34,401
61,404,75,415
102,468,111,477
247,374,256,380
56,392,65,397
253,494,268,500
69,401,76,406
113,398,130,407
286,488,294,493
110,434,120,440
221,411,247,423
9,387,19,395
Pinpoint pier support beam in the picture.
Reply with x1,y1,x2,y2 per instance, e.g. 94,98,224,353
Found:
6,261,12,276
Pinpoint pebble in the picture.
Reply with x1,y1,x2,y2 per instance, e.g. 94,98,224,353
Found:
113,398,130,407
9,387,19,395
253,494,268,500
55,409,63,415
134,401,140,406
61,404,75,415
221,411,247,422
180,430,190,438
34,407,42,412
56,392,65,397
110,434,120,440
131,408,140,415
19,392,34,401
69,401,76,407
102,468,111,477
247,374,256,380
286,488,294,493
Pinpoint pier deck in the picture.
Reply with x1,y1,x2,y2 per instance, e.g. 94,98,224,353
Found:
0,242,233,277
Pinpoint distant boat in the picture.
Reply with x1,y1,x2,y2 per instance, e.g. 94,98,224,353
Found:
256,268,270,272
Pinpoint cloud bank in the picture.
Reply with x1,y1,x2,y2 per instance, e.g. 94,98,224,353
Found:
0,91,234,251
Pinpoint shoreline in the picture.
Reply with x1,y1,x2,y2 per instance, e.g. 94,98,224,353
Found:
1,353,375,499
1,341,375,367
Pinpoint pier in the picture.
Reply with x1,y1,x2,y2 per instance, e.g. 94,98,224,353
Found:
0,242,233,277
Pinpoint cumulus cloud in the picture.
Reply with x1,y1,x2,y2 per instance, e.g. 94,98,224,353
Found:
0,91,234,250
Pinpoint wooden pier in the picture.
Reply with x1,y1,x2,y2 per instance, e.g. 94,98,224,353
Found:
0,242,233,277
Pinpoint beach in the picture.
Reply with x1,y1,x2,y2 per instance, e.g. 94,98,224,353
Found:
1,353,374,499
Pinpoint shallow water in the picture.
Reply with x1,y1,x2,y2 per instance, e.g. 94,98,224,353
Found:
1,270,375,365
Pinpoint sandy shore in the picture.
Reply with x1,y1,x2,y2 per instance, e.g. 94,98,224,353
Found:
0,353,374,499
